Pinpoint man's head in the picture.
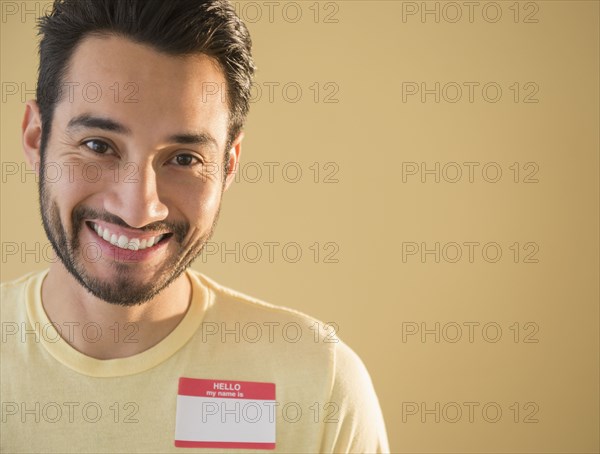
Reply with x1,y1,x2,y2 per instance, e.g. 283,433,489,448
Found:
36,0,255,164
21,0,255,306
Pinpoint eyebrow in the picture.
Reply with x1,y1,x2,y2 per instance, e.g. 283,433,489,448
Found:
167,133,218,151
67,114,130,134
66,114,219,151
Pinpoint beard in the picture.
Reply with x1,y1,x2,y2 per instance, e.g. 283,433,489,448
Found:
38,160,222,307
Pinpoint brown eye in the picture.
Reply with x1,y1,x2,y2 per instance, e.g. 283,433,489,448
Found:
172,154,199,166
83,139,110,154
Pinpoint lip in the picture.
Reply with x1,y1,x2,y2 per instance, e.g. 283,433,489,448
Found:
82,221,172,263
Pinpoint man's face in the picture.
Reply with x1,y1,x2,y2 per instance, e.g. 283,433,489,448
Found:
35,35,235,306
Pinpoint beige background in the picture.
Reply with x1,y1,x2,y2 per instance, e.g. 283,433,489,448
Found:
1,1,599,452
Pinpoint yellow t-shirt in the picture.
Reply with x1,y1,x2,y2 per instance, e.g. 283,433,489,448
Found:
1,269,389,453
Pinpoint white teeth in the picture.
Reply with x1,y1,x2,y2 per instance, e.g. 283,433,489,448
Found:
128,238,140,251
91,222,166,251
117,235,128,248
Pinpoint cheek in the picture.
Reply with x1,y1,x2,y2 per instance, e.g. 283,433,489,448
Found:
42,161,97,205
178,183,222,227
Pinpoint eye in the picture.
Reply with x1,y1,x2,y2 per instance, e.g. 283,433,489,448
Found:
82,139,111,154
170,153,200,167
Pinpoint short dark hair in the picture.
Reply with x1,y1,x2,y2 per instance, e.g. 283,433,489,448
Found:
36,0,256,171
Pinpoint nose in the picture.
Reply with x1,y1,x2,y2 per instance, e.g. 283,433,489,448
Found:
103,162,169,228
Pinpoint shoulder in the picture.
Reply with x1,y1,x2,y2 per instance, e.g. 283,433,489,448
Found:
1,270,47,341
1,270,41,291
190,269,338,342
1,270,45,311
192,269,317,320
186,269,346,403
321,340,390,452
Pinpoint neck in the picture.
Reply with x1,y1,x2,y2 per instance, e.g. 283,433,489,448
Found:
41,262,192,360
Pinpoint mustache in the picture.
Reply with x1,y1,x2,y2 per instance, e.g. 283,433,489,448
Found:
71,206,189,243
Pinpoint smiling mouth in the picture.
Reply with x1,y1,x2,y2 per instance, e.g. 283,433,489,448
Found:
85,221,173,251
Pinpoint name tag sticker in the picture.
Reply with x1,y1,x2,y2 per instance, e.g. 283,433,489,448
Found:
175,377,276,450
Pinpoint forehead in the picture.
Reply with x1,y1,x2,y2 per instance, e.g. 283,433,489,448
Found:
56,34,230,147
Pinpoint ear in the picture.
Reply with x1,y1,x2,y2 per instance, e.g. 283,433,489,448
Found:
22,99,43,172
223,131,244,191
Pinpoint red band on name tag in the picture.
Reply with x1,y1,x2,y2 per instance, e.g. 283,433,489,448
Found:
178,378,276,400
175,441,276,449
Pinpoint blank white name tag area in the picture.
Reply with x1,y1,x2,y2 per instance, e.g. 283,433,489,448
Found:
174,377,276,450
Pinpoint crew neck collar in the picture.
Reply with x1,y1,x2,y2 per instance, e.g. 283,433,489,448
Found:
25,268,209,378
